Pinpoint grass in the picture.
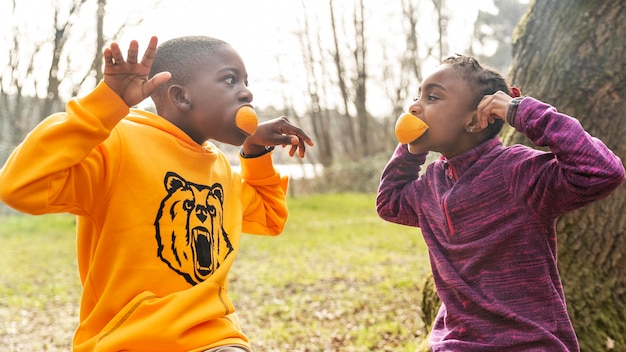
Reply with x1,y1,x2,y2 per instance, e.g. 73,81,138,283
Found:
0,193,431,351
0,214,81,351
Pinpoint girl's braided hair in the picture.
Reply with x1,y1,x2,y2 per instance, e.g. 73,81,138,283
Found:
442,55,510,137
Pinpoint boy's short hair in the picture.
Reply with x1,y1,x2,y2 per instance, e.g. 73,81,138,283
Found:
149,36,230,110
442,55,510,137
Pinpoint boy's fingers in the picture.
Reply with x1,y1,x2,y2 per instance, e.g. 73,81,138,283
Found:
291,130,313,147
126,40,139,64
141,36,159,67
110,43,124,64
103,48,113,65
286,127,314,147
143,72,171,96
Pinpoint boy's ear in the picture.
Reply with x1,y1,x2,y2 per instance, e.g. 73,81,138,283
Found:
168,85,192,111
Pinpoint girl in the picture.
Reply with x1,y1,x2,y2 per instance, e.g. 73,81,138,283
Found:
376,55,624,351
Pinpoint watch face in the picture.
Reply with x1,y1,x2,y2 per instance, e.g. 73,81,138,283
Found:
507,97,524,124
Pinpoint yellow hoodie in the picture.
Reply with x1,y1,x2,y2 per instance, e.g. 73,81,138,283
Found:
0,82,289,351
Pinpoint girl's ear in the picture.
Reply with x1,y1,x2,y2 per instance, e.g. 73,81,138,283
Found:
465,113,482,133
168,85,192,111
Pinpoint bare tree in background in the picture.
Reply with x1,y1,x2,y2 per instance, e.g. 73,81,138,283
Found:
329,0,359,156
41,0,89,119
1,0,88,147
297,0,334,166
352,0,369,156
76,0,144,96
431,0,448,62
469,0,528,74
296,0,374,163
95,0,106,84
381,0,425,151
292,0,463,164
0,3,40,147
0,0,144,152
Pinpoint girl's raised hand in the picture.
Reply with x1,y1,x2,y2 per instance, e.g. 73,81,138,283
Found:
103,36,171,107
476,91,514,129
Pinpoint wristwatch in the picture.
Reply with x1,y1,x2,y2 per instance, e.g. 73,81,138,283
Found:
506,97,524,125
240,145,275,158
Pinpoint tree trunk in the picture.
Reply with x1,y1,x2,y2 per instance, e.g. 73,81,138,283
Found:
504,0,626,350
431,0,448,62
353,0,370,156
297,1,334,166
42,0,89,120
329,0,358,156
95,0,106,85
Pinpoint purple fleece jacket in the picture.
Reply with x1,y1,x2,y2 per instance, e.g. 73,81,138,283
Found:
376,97,625,351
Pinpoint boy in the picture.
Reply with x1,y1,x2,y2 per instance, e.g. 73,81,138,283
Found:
0,36,313,351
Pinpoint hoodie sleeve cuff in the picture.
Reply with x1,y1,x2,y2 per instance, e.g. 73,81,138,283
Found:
239,149,278,181
75,81,130,131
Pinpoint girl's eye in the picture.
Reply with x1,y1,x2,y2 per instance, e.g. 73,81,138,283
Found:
224,76,235,84
413,94,437,102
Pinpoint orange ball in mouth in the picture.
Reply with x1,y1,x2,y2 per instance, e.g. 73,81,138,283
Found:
395,113,429,144
235,106,259,136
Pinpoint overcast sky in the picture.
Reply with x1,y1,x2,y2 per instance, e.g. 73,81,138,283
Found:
2,0,499,115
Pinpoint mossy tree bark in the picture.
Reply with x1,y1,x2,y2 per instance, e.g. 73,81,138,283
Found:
505,0,626,350
419,1,626,351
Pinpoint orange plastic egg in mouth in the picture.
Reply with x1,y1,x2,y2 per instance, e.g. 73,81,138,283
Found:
395,113,429,144
235,106,259,136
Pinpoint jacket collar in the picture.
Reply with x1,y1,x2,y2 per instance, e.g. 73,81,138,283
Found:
440,137,503,180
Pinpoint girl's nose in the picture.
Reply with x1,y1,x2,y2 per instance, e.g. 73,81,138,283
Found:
409,101,422,115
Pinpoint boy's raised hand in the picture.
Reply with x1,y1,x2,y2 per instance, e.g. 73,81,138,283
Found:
243,117,314,158
103,36,171,107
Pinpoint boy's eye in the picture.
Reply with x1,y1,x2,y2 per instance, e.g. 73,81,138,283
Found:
413,95,420,102
427,94,437,101
224,76,235,84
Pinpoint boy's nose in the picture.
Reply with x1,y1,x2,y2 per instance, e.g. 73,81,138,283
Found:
239,87,253,102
